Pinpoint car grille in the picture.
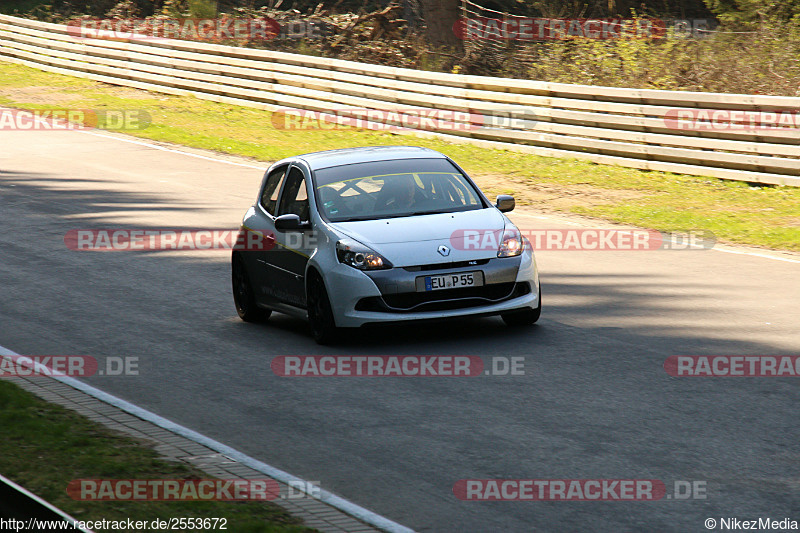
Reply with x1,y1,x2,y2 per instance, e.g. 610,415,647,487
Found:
355,282,530,313
402,259,490,272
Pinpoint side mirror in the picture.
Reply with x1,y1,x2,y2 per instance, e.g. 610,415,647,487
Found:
274,214,310,231
495,195,515,213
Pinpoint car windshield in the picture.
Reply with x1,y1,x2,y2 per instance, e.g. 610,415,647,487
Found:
313,158,485,222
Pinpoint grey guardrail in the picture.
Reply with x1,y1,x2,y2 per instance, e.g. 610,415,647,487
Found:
0,14,797,186
0,473,91,532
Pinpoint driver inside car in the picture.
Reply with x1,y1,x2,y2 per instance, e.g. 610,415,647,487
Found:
377,174,424,211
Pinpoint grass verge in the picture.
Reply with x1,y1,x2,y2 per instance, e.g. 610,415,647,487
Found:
0,61,798,251
0,379,315,532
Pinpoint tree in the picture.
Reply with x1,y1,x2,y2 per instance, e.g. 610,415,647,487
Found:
703,0,800,23
419,0,462,47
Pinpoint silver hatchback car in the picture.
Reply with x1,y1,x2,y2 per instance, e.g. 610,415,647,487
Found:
232,146,541,343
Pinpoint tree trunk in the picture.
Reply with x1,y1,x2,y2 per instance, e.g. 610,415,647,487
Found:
419,0,462,48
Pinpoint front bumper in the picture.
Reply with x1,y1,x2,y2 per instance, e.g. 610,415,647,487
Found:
324,248,539,328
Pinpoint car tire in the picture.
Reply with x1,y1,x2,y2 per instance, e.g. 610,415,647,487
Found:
501,286,541,327
307,272,339,345
232,254,271,322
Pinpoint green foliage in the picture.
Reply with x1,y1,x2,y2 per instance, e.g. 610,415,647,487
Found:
188,0,218,18
703,0,800,24
518,18,800,95
106,0,140,17
0,1,47,15
161,0,187,16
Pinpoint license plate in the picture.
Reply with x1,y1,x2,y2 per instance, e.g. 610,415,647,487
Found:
417,271,484,292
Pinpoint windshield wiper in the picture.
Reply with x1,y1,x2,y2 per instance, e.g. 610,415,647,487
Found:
333,215,377,222
334,209,463,223
390,211,436,218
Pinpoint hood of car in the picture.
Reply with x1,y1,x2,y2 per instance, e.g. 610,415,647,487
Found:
328,208,508,266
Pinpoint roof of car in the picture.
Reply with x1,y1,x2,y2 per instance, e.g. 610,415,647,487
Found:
290,146,445,171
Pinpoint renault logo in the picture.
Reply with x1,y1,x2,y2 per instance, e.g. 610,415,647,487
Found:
437,245,450,257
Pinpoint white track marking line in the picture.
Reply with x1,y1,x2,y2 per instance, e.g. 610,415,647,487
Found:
0,107,266,170
77,130,268,170
710,247,800,263
512,212,800,264
0,345,415,533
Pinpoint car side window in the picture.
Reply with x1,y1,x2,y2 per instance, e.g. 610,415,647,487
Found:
260,165,287,215
277,167,310,221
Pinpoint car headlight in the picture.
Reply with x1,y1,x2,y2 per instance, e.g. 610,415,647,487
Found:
336,239,393,270
497,228,524,258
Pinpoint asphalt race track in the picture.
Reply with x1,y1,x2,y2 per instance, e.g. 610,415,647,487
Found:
1,125,799,532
